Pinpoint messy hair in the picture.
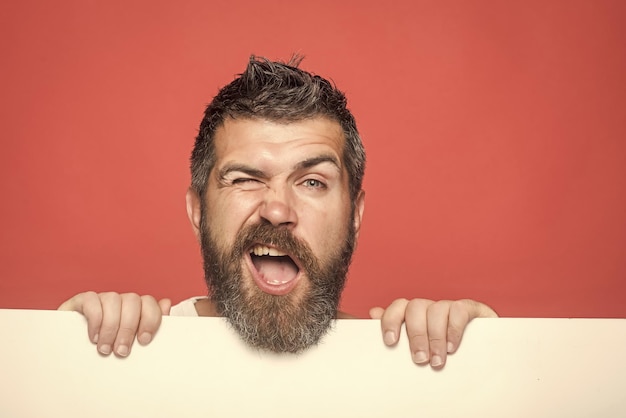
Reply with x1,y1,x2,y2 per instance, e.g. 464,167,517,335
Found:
190,55,366,201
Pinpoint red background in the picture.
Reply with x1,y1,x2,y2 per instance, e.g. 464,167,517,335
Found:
1,0,624,318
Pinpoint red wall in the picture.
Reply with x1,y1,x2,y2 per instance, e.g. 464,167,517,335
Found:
1,0,624,318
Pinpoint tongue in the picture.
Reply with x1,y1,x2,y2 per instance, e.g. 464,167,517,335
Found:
252,256,298,284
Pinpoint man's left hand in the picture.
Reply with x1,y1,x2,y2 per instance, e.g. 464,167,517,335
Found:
369,299,497,368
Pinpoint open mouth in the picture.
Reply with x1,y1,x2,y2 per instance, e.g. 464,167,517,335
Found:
247,244,301,295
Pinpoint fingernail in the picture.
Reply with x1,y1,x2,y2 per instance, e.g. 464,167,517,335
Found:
98,344,111,355
413,351,428,364
447,342,454,353
138,332,152,345
92,333,99,344
383,331,396,345
116,345,129,357
431,355,443,367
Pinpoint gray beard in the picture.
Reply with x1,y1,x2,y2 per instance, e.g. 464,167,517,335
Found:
200,216,356,353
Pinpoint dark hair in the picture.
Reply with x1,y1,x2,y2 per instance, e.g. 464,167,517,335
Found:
190,55,366,202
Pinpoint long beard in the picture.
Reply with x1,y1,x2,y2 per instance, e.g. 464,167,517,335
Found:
200,216,356,353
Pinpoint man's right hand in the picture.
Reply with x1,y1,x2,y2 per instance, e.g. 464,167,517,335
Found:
58,292,171,357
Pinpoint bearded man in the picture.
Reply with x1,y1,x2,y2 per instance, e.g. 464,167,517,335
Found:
60,56,497,368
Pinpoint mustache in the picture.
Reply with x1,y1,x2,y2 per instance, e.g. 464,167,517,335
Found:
232,222,319,273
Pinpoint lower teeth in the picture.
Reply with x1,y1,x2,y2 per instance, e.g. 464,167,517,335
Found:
268,279,288,285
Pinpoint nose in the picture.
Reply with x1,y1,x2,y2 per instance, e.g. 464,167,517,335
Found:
258,186,298,228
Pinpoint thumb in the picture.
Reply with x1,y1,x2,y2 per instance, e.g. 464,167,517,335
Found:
369,306,384,319
159,298,172,316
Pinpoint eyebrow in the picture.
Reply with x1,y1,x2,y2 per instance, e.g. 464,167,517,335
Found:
218,164,266,180
293,154,341,172
218,154,342,180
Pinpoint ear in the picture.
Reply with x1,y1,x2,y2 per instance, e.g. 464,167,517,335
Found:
353,189,365,240
186,188,202,241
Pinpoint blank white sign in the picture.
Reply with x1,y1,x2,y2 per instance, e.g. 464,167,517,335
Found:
0,309,624,417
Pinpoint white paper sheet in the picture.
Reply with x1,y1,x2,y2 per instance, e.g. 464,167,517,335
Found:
0,309,624,417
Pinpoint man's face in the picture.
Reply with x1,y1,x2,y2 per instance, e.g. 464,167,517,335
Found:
186,117,365,352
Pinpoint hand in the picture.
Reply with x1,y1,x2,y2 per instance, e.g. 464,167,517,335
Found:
58,292,171,357
369,298,497,369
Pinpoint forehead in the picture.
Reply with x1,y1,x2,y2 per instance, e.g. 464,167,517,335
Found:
213,117,346,167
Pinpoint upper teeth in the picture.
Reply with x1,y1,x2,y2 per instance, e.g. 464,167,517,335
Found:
250,245,286,256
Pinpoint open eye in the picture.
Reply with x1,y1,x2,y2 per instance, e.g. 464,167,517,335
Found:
301,178,326,189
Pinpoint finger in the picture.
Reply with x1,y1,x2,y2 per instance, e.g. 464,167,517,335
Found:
58,291,103,344
447,299,498,353
404,299,433,364
135,295,165,346
378,299,410,346
368,306,384,319
446,300,473,354
426,301,452,368
112,293,142,357
158,298,172,316
96,292,123,356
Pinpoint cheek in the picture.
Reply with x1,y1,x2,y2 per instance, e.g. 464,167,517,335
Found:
205,197,235,247
206,192,261,245
304,202,352,257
